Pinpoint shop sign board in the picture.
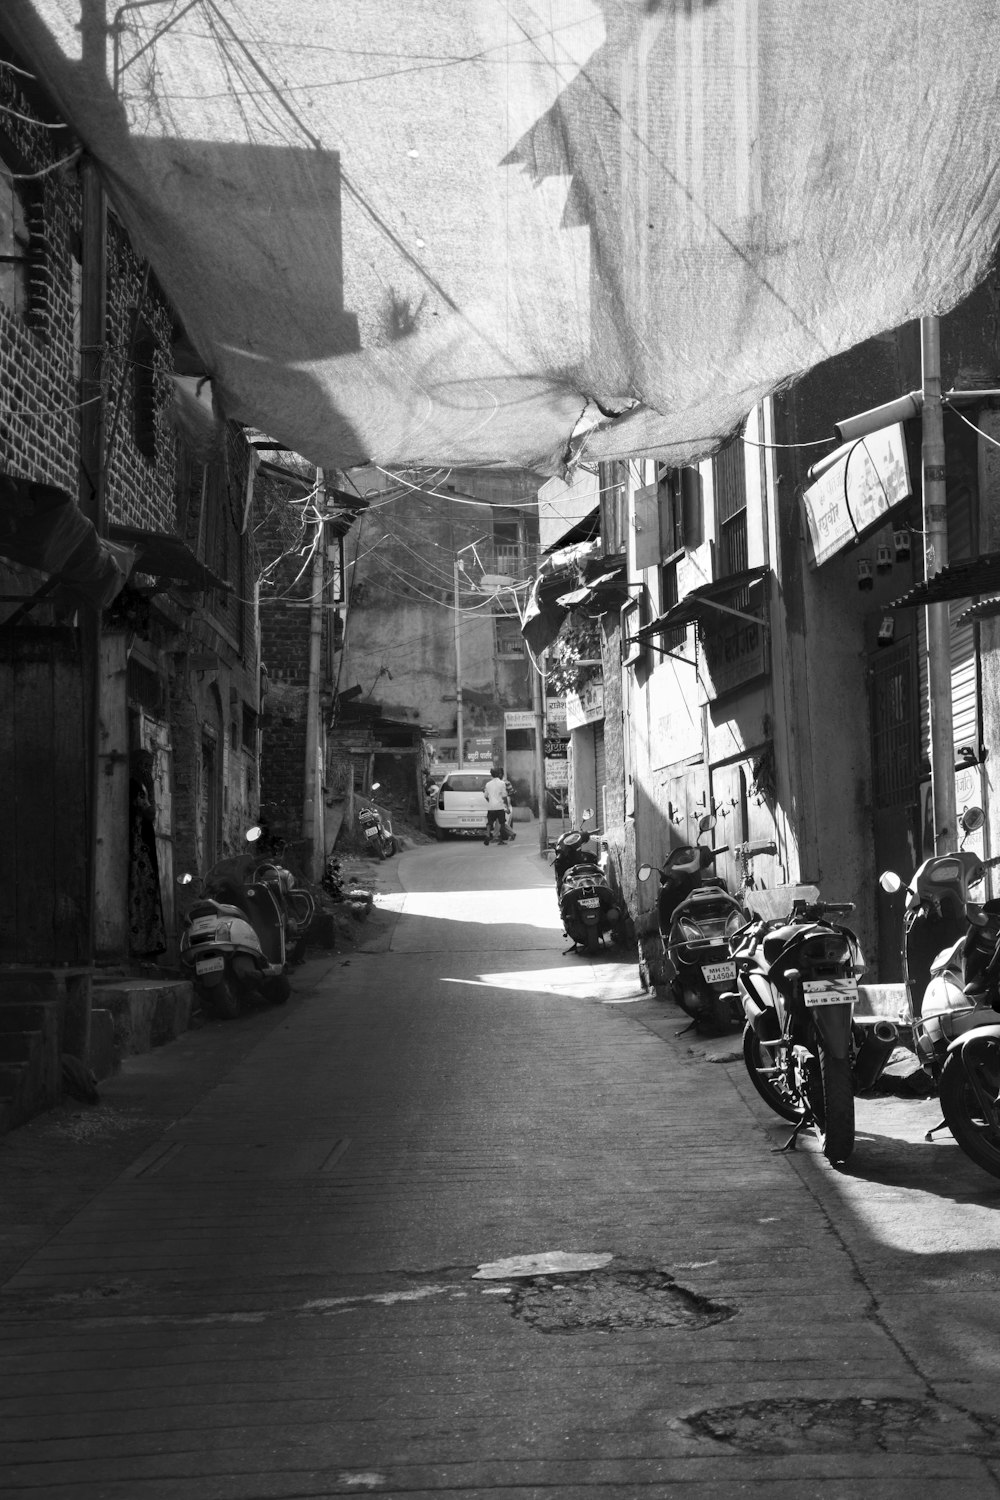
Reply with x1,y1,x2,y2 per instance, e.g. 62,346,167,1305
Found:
544,736,568,758
545,695,567,730
545,758,569,788
504,710,535,730
565,680,604,729
802,422,912,568
699,612,769,699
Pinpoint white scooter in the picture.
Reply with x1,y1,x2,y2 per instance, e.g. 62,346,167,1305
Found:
178,834,292,1019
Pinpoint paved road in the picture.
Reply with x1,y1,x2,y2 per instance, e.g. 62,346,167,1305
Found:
2,837,1000,1498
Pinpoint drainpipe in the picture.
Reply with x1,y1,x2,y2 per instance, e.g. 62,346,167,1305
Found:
302,474,325,879
921,315,957,853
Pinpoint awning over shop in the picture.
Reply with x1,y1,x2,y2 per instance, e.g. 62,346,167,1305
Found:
889,554,1000,609
636,567,770,641
106,525,230,593
520,539,621,655
0,474,133,610
8,3,1000,473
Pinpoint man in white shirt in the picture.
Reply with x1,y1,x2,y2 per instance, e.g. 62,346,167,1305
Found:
483,767,511,845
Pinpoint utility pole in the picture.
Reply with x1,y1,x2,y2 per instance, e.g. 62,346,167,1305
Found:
921,315,957,854
532,651,547,856
302,473,325,879
453,555,464,768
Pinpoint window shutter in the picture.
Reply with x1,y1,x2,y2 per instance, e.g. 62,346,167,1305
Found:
633,483,660,571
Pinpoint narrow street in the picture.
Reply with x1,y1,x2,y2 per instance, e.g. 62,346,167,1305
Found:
3,839,1000,1499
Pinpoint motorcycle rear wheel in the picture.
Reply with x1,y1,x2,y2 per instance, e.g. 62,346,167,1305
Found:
817,1048,855,1166
742,1025,803,1124
585,925,600,954
210,978,240,1020
939,1046,1000,1180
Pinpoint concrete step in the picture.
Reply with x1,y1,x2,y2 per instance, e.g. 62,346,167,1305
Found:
91,977,193,1063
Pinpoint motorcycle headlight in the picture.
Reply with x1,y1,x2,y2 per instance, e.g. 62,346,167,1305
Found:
215,920,233,942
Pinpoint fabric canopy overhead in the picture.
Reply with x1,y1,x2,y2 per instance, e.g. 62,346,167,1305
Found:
8,3,1000,475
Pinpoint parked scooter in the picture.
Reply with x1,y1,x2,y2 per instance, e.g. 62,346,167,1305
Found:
358,782,396,859
245,826,315,964
178,838,292,1019
551,811,625,954
730,886,875,1166
879,805,1000,1180
637,816,760,1034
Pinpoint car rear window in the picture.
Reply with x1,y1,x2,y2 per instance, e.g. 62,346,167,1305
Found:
443,774,490,792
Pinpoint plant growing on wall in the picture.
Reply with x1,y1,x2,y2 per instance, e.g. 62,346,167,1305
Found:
546,613,603,696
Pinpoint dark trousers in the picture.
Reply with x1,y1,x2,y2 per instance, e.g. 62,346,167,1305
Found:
486,809,509,842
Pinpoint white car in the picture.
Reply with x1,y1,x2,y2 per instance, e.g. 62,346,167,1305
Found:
433,770,511,837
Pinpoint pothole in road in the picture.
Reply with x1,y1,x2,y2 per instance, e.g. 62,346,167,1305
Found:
686,1396,998,1453
505,1265,736,1334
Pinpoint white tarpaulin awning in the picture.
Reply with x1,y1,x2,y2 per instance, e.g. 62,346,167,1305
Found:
7,2,1000,474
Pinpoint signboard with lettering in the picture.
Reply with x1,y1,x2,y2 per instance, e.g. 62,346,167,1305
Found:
802,422,912,568
700,611,769,699
544,736,569,758
504,710,535,730
565,680,605,729
545,758,569,788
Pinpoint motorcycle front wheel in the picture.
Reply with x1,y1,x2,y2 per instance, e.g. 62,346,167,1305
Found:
742,1025,803,1124
817,1048,855,1166
939,1045,1000,1180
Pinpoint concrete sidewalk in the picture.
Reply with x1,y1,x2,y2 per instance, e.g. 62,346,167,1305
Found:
1,858,998,1499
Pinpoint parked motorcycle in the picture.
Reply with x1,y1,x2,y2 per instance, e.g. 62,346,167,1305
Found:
731,886,876,1166
637,816,762,1034
245,826,315,964
358,782,396,859
178,842,292,1019
551,811,625,954
880,805,1000,1180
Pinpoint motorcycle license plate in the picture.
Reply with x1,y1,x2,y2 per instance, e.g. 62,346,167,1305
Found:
365,826,379,838
190,916,217,934
196,956,225,975
703,961,736,983
578,898,601,908
803,979,858,1007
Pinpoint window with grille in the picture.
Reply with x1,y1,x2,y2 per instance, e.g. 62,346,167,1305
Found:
494,614,524,657
126,658,165,717
0,153,43,327
712,438,748,579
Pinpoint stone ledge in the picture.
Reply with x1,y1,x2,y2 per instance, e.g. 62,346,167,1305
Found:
91,977,193,1064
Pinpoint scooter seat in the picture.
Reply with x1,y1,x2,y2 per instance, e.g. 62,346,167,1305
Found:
190,897,247,921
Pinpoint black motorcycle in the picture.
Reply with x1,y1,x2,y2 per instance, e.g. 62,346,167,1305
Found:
637,816,759,1034
552,812,625,955
358,782,396,859
731,887,880,1166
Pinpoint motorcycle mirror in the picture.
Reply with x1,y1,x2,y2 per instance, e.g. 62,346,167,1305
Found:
637,864,654,882
177,872,194,886
582,807,594,821
245,825,263,843
961,805,986,834
371,782,381,793
697,813,717,833
879,871,902,893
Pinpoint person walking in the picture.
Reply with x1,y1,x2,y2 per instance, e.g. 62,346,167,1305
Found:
483,766,511,846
